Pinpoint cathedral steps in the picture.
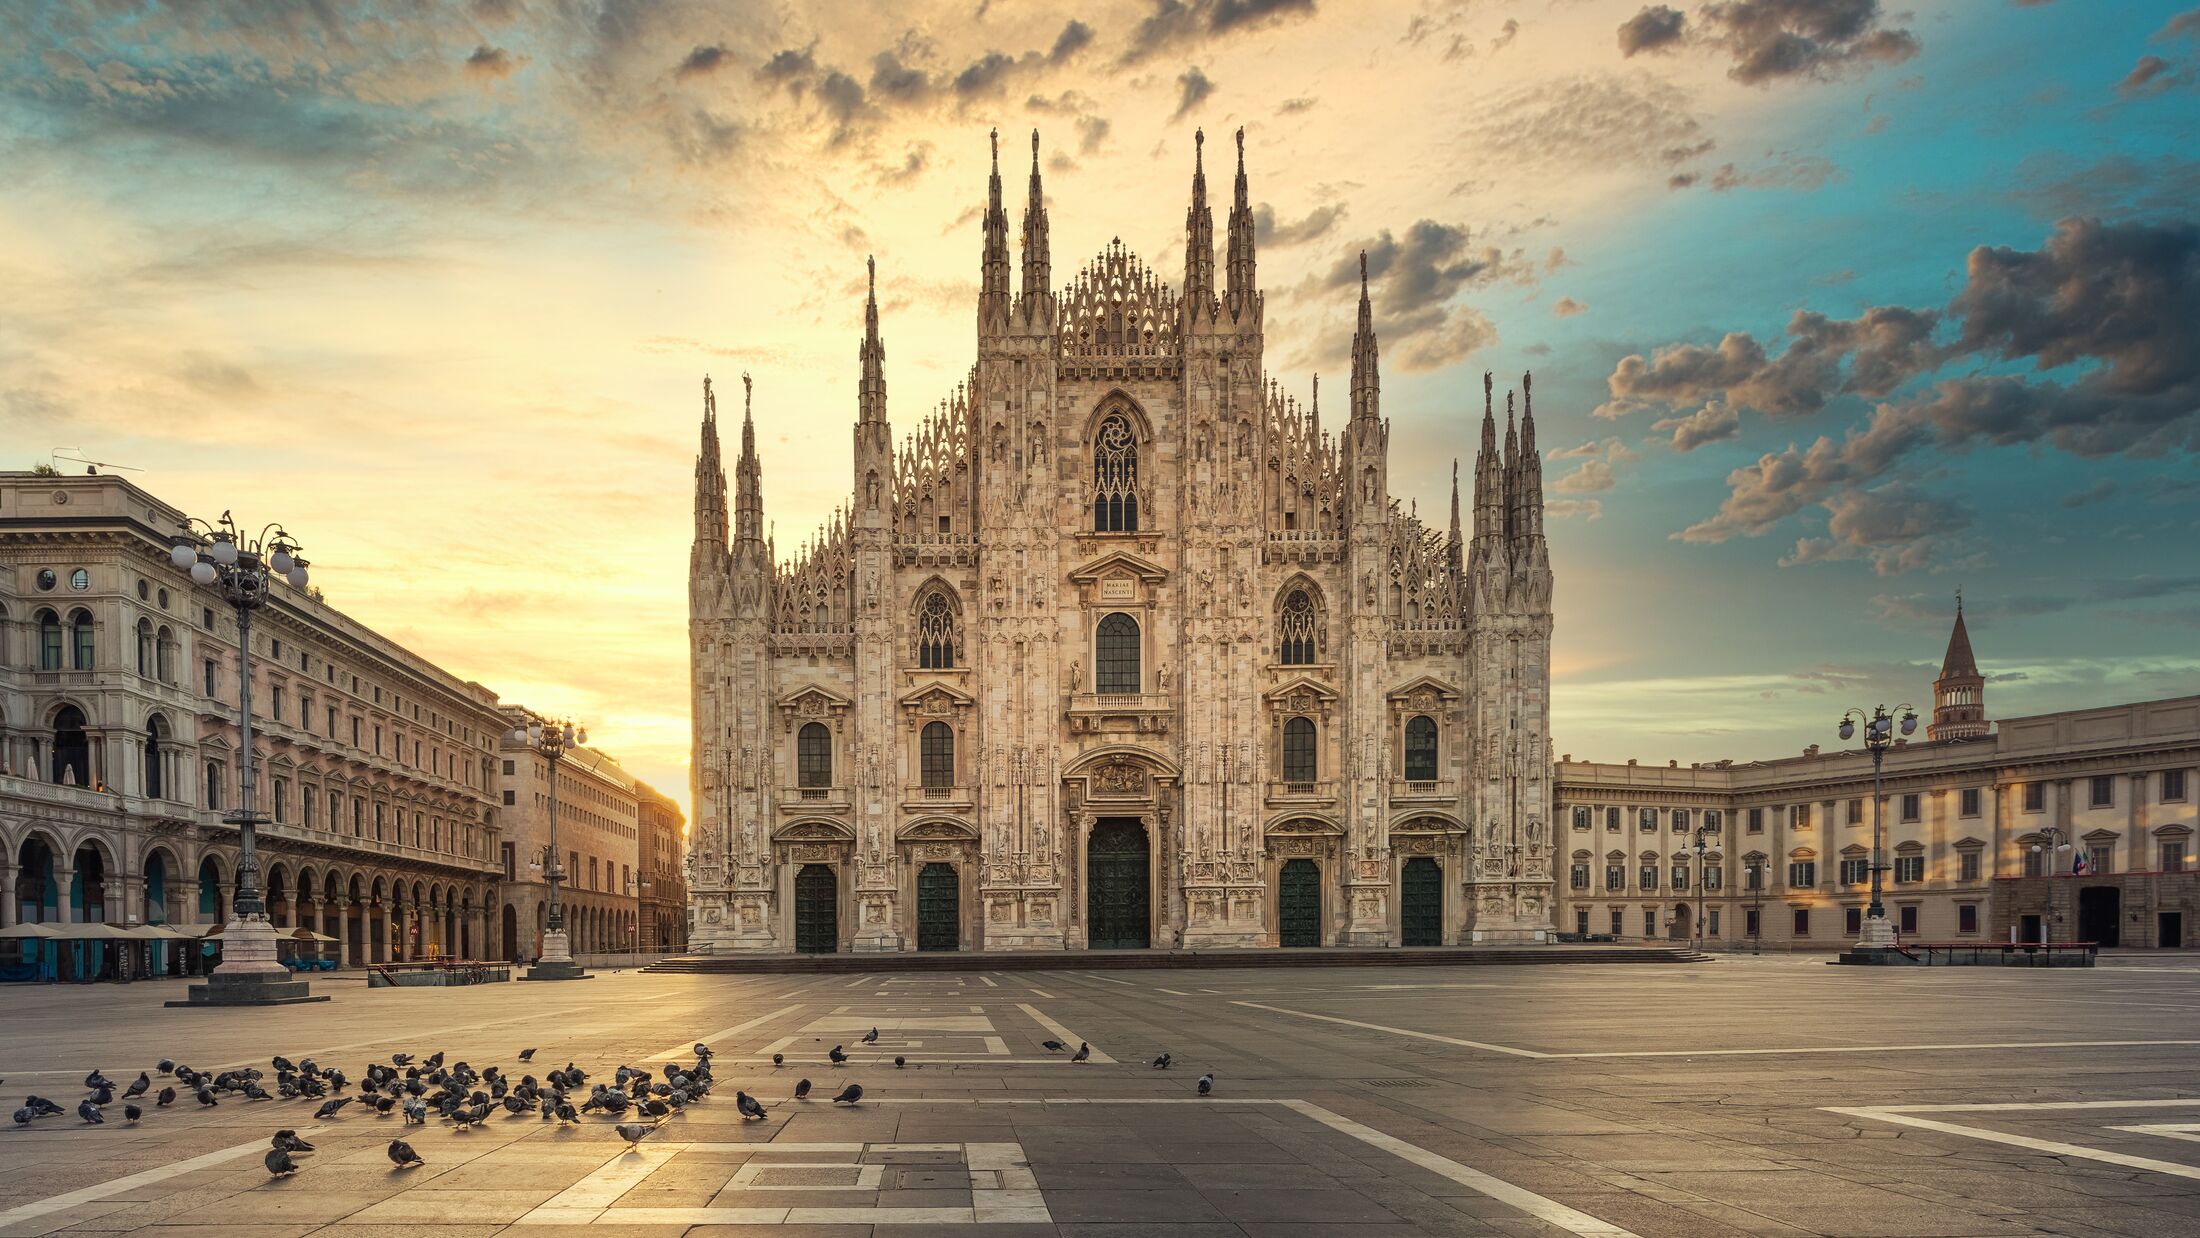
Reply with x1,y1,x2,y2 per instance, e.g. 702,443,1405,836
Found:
643,945,1705,974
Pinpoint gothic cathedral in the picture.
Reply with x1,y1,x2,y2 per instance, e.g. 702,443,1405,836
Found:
687,129,1555,953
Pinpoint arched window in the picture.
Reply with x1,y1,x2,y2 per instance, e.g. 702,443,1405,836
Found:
52,705,90,786
69,609,94,669
37,609,63,670
1092,413,1139,532
920,721,954,789
1283,716,1317,782
1404,715,1438,781
1278,590,1317,665
156,626,175,683
916,591,957,669
137,619,154,676
1095,612,1141,694
797,722,832,788
145,716,168,800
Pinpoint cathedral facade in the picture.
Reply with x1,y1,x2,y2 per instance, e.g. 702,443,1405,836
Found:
686,129,1555,953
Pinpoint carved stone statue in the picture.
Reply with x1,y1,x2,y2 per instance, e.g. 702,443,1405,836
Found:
1069,658,1082,691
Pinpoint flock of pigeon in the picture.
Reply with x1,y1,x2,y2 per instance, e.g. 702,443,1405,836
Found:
12,1024,1217,1182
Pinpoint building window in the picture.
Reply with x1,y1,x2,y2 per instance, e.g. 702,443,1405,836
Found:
1959,851,1981,882
1705,810,1722,832
2090,776,2113,808
1744,863,1763,891
502,789,516,806
1791,803,1811,829
1900,793,1920,822
1643,909,1657,937
144,718,167,799
1673,808,1690,833
1894,855,1924,883
1959,787,1980,817
1638,863,1657,890
1091,412,1140,532
1704,864,1723,891
1839,857,1869,885
1846,798,1863,825
1606,806,1621,831
1745,908,1761,937
1570,863,1589,890
2023,782,2044,812
1747,808,1763,833
156,627,174,682
1957,903,1978,934
1610,909,1624,935
270,685,284,721
204,760,222,809
1788,860,1816,888
70,609,95,669
1573,806,1591,831
203,659,218,696
2161,842,2188,873
1793,908,1810,937
1672,864,1688,890
1095,612,1141,694
2024,847,2044,878
915,590,958,669
1403,716,1438,781
272,777,287,823
1277,589,1317,665
302,789,314,828
1708,908,1721,935
137,619,154,676
2087,843,2113,874
1845,906,1862,935
351,718,361,747
921,721,955,789
2163,770,2188,802
1282,717,1317,783
797,722,832,788
502,759,515,776
1604,863,1624,891
1898,905,1919,935
37,609,63,670
1639,807,1657,831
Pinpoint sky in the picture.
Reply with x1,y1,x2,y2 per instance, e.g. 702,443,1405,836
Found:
4,0,2199,818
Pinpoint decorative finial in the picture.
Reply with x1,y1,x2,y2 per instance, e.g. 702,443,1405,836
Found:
1195,127,1204,167
1484,370,1492,412
742,370,752,418
989,128,998,168
867,254,875,294
1031,127,1040,164
1955,586,1963,616
1235,126,1244,161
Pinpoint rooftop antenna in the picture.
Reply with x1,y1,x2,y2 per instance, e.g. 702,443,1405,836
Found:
52,448,146,474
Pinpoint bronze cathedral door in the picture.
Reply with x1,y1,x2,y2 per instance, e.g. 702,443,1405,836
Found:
794,864,837,954
1278,859,1321,947
1086,818,1151,949
1400,857,1443,946
916,862,959,951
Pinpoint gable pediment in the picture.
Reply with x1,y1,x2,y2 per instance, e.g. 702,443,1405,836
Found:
1263,675,1339,705
1067,549,1169,584
898,680,975,710
1387,675,1463,705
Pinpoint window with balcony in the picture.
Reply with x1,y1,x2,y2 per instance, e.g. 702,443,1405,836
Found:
1282,717,1317,783
37,609,63,670
921,721,955,790
798,722,833,788
1095,612,1141,694
1403,715,1437,782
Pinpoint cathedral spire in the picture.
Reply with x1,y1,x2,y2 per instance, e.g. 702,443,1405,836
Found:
859,255,887,425
1928,592,1988,740
1224,125,1257,314
1473,370,1502,546
979,128,1010,330
1020,128,1050,316
1516,371,1543,544
694,374,727,549
1183,128,1215,313
734,372,763,545
1348,250,1379,424
1447,458,1463,571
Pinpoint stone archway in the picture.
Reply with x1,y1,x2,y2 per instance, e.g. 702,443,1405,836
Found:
1061,746,1181,951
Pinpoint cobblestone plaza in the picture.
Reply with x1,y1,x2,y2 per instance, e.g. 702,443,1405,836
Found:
4,957,2198,1237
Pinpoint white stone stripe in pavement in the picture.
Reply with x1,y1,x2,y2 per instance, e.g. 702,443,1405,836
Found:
646,1004,801,1061
0,1137,266,1232
1076,971,1139,986
1015,1001,1115,1062
1827,1104,2200,1183
1231,1000,1551,1057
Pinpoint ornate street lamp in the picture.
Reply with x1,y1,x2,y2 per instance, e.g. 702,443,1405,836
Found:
1690,821,1715,950
166,512,326,1007
511,716,587,980
1838,703,1917,953
625,873,652,965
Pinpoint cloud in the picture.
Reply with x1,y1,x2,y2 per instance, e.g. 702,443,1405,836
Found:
2060,479,2117,509
1280,95,1317,113
2117,8,2200,96
1555,458,1617,493
1776,483,1972,575
2008,153,2200,222
464,44,519,79
1618,6,1688,55
1623,0,1919,85
1545,499,1604,521
1464,73,1709,173
1051,20,1096,62
1253,202,1344,246
1600,304,1941,420
675,44,729,80
1122,0,1320,66
1305,219,1536,370
1552,296,1587,317
1172,66,1215,120
1654,401,1741,452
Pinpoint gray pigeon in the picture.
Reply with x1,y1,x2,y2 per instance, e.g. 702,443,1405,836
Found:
615,1122,658,1149
388,1139,424,1168
265,1147,298,1177
78,1100,103,1124
831,1083,863,1105
1041,1040,1065,1052
771,1053,784,1067
272,1130,315,1153
1152,1053,1171,1069
793,1078,812,1100
1071,1043,1090,1063
828,1045,847,1065
313,1097,352,1119
517,1048,537,1062
1197,1072,1214,1096
124,1103,142,1123
736,1091,767,1121
11,1107,31,1127
894,1056,906,1069
861,1027,878,1044
124,1072,150,1099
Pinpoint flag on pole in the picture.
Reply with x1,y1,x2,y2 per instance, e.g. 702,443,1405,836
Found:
2072,851,2088,876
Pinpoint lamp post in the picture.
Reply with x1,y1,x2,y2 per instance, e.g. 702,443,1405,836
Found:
2030,826,2072,944
1838,703,1916,954
1690,823,1714,950
166,512,328,1007
1746,862,1764,955
624,873,651,966
511,716,587,981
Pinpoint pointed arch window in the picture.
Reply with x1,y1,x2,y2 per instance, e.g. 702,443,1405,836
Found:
916,591,957,669
920,721,954,790
1404,715,1439,781
1282,716,1317,783
797,722,833,788
1095,612,1141,694
1092,413,1139,532
1278,590,1317,665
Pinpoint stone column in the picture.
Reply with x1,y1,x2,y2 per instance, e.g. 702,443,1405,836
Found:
0,864,16,928
333,901,349,968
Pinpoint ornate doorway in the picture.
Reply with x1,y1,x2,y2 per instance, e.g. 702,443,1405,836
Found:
794,864,838,953
916,862,959,952
1086,817,1150,949
1400,857,1442,946
1277,859,1320,947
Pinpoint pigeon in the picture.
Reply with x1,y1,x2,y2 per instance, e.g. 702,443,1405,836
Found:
1071,1043,1090,1063
771,1053,784,1067
195,1088,218,1108
894,1056,906,1069
793,1078,812,1100
272,1130,315,1153
28,1096,65,1117
124,1104,142,1123
828,1045,847,1065
693,1043,712,1061
830,1083,863,1106
736,1091,767,1121
388,1139,424,1168
85,1069,113,1090
1151,1053,1171,1069
11,1108,30,1127
156,1087,177,1107
1197,1073,1214,1096
313,1097,352,1119
374,1095,396,1116
1041,1040,1065,1053
78,1100,103,1124
158,1059,177,1075
265,1147,299,1177
391,1053,413,1066
517,1048,538,1062
124,1072,150,1099
615,1122,658,1149
861,1027,879,1044
554,1100,579,1124
403,1099,427,1125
